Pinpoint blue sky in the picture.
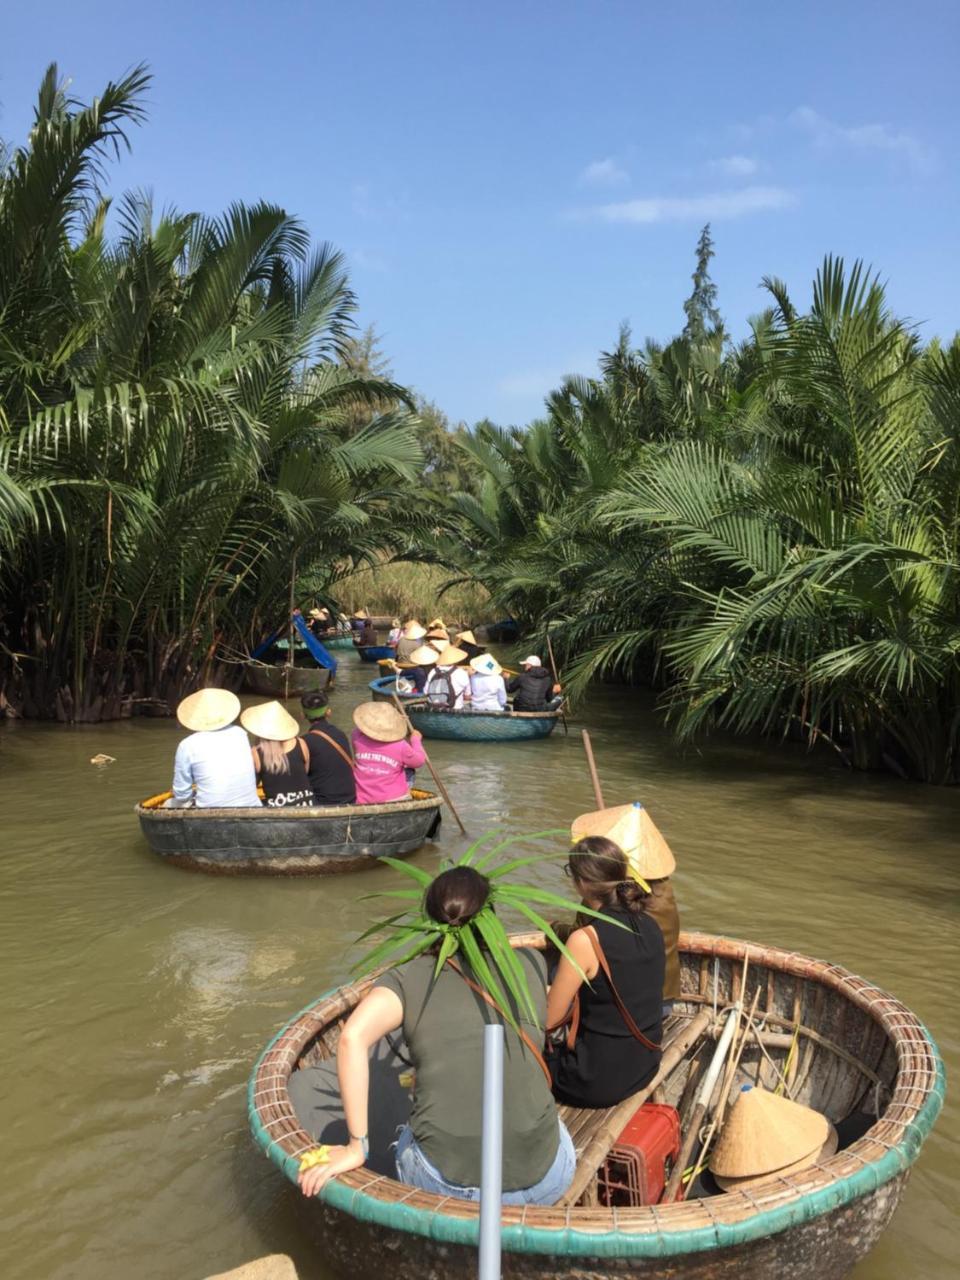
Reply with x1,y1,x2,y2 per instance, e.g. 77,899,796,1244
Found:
4,2,959,425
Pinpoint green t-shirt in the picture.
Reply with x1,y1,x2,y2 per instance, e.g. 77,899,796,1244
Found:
375,948,559,1190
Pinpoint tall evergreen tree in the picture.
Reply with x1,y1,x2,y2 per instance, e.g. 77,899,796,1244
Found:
682,223,723,341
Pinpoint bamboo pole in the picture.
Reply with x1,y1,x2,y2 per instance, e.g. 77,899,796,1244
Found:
284,550,297,701
545,632,568,736
581,729,605,808
390,693,468,836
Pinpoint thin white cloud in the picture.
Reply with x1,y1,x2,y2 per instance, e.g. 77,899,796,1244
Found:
789,106,935,173
576,185,794,225
579,156,629,187
708,154,758,178
497,354,596,400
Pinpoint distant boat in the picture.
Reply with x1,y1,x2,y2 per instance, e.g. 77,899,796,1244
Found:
243,663,332,697
480,618,519,643
248,930,944,1279
136,788,442,874
404,703,561,741
356,644,396,663
369,675,426,703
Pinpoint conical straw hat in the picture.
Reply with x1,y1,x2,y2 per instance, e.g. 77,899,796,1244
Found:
427,617,446,630
353,702,407,743
469,653,502,676
710,1085,831,1182
352,609,369,619
427,638,448,653
457,629,478,646
240,700,300,742
570,802,676,879
435,644,468,665
410,644,439,665
403,621,427,639
714,1125,839,1191
177,688,241,733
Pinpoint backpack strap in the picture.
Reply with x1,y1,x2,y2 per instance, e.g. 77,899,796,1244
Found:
446,958,552,1086
298,737,310,770
585,926,662,1053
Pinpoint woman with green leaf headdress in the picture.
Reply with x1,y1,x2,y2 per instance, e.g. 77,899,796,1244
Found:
298,835,608,1204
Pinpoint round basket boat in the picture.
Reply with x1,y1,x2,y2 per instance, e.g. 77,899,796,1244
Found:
248,931,943,1280
404,703,562,741
243,663,332,697
320,635,357,651
136,788,442,875
356,644,396,663
369,675,425,703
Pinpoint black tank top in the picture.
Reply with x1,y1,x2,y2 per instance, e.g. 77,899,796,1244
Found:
580,905,665,1036
256,741,314,808
549,904,665,1109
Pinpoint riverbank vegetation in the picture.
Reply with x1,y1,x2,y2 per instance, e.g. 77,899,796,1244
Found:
0,66,424,720
3,64,957,785
430,234,960,783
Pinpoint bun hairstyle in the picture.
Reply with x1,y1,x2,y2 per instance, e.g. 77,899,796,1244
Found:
569,835,650,915
425,865,491,928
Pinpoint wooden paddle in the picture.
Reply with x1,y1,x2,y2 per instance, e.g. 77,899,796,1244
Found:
581,729,605,809
390,693,468,836
545,632,568,735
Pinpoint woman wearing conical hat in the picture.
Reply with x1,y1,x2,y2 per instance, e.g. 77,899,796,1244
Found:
424,644,471,710
571,802,681,1007
241,701,314,808
351,703,427,805
545,838,665,1109
169,688,261,808
395,619,427,664
455,627,483,660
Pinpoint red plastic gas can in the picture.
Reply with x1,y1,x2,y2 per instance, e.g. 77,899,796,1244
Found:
597,1102,681,1206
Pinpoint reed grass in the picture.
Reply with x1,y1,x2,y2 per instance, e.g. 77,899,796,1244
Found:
333,560,490,624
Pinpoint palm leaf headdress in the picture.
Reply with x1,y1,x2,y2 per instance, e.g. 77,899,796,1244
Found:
353,829,623,1028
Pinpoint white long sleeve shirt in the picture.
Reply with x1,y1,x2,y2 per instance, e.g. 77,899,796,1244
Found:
171,725,260,807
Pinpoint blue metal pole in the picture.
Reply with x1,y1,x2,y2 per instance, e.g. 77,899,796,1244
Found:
478,1023,504,1280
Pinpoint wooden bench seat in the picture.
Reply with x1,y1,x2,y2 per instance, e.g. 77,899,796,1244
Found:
556,1008,712,1206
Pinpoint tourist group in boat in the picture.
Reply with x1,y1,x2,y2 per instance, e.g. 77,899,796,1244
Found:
169,687,427,809
155,603,935,1246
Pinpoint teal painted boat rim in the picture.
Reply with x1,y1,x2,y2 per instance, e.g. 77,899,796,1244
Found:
247,930,944,1259
405,705,563,722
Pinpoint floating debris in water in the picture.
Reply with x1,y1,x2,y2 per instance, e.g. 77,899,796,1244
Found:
89,753,116,766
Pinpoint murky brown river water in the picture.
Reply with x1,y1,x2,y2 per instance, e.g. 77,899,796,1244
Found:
0,656,955,1280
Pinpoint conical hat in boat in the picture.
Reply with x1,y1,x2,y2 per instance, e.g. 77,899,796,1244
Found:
409,644,439,665
457,629,478,646
352,609,369,619
353,702,407,743
427,638,448,653
435,644,468,666
240,700,299,742
714,1125,839,1191
710,1085,832,1182
402,620,427,639
427,617,446,630
570,802,676,879
177,688,241,733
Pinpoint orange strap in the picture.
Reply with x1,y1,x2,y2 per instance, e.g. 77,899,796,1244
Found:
446,959,552,1086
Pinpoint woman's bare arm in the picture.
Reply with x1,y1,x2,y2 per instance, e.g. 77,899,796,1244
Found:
299,986,403,1196
546,928,598,1027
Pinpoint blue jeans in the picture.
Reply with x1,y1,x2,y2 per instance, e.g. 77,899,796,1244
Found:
394,1120,576,1205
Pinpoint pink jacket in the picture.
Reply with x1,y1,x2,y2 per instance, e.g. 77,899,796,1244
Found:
351,729,427,805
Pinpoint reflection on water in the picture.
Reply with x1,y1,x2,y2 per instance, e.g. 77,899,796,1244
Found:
1,661,956,1280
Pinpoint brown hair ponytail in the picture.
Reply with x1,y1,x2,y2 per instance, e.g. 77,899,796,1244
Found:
569,836,650,915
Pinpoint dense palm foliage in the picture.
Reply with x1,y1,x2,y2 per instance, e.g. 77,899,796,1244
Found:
0,66,422,720
433,256,960,783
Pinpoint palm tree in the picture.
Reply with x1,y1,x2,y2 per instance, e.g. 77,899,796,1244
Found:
0,65,423,720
